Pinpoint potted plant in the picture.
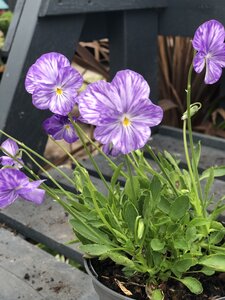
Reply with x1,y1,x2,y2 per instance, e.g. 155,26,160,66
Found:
1,19,225,300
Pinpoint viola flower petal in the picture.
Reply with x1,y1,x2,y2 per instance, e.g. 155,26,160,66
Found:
205,60,222,84
26,53,83,115
111,69,150,111
0,139,23,169
192,20,225,84
25,52,70,94
78,80,121,125
43,114,78,143
78,69,163,154
0,168,45,208
1,139,19,156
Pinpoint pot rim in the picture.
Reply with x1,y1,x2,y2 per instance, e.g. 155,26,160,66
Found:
83,257,136,300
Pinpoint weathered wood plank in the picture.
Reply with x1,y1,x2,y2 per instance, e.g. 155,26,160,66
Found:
39,0,167,16
0,227,98,300
0,168,106,263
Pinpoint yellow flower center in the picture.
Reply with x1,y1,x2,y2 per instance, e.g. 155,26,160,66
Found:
56,87,63,95
122,116,131,127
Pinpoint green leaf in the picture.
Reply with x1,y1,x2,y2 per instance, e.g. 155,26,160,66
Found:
150,176,162,203
151,289,164,300
200,266,215,276
123,201,139,233
150,239,165,251
164,150,181,174
179,277,203,295
173,238,188,250
80,244,113,256
189,217,211,227
204,168,214,200
70,217,111,245
157,197,171,214
124,176,140,203
200,254,225,271
169,195,189,220
173,258,197,273
192,141,201,168
200,166,225,180
111,163,124,187
107,252,142,271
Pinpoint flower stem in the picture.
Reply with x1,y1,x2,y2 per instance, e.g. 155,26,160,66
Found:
0,130,76,187
185,63,204,216
68,116,128,179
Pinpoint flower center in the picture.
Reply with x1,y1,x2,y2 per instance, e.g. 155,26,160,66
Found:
122,116,131,127
56,87,63,95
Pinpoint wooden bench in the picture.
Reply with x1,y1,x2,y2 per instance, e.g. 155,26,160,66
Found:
1,126,225,299
0,0,166,159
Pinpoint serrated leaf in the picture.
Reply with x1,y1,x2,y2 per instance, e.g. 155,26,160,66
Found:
169,195,189,220
179,277,203,294
80,244,113,256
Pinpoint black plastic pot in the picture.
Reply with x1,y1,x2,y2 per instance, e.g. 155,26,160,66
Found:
84,258,135,300
84,258,225,300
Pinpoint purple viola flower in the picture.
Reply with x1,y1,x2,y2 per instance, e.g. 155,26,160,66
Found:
25,52,83,115
78,69,163,154
0,168,45,209
43,114,78,143
0,138,23,168
192,19,225,84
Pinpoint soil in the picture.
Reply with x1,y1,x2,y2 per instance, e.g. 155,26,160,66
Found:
91,258,225,300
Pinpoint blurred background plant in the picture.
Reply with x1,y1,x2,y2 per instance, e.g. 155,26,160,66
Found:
0,0,12,77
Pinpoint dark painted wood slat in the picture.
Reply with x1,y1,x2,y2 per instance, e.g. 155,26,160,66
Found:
158,0,225,37
0,0,86,165
39,0,167,16
108,9,159,99
0,168,107,262
0,228,98,300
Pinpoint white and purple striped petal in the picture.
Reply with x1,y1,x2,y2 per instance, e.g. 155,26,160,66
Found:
78,69,163,154
25,53,83,115
0,139,23,168
192,20,225,84
0,168,45,208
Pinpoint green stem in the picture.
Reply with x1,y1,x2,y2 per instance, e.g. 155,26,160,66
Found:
182,121,202,216
68,117,128,179
186,64,204,210
49,136,81,168
69,118,114,196
21,149,77,202
0,131,76,187
125,154,136,198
